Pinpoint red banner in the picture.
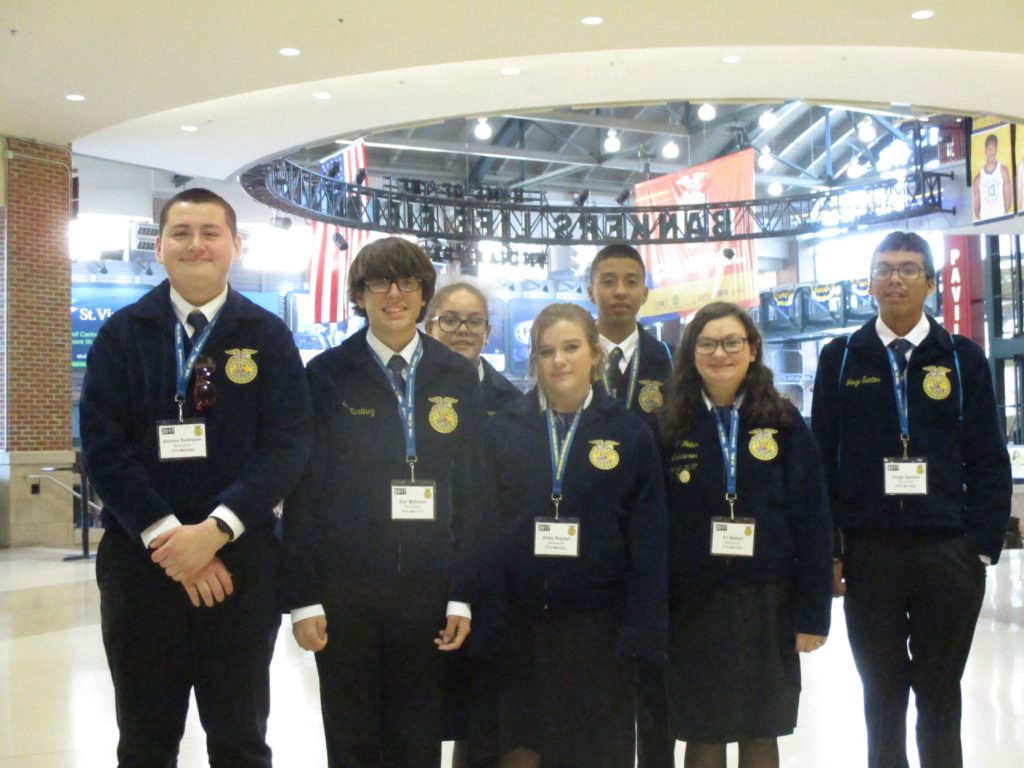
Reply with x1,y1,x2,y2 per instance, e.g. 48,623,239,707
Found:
634,149,757,319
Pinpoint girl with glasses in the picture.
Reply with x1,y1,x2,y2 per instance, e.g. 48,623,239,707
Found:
658,302,832,768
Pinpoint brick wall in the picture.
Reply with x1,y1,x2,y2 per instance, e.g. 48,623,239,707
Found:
2,138,72,452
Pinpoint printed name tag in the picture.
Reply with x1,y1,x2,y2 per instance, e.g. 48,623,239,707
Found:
391,480,437,520
157,419,207,461
534,517,581,557
710,517,756,557
883,457,928,495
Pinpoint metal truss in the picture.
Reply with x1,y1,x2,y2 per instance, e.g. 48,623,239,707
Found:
240,160,952,246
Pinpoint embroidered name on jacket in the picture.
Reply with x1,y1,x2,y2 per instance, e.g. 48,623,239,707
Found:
845,375,882,388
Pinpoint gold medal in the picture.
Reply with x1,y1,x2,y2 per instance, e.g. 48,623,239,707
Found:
678,468,691,483
637,379,665,413
922,366,952,400
588,439,620,470
224,348,258,384
428,396,459,434
748,428,779,461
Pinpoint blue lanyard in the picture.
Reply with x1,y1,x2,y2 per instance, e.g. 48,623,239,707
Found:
173,316,218,421
602,349,640,408
373,343,424,479
546,406,583,519
885,347,911,458
711,404,740,519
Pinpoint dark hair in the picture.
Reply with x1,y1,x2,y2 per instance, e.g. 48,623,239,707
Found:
424,282,489,331
528,303,604,384
589,243,646,283
347,237,437,321
872,230,935,279
158,188,237,237
985,134,998,148
659,301,792,446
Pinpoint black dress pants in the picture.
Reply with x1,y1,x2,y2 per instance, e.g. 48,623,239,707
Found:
843,531,986,768
97,529,281,768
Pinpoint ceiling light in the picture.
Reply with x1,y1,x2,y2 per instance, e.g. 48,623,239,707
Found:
603,129,621,153
722,55,741,65
757,146,775,171
581,16,603,25
847,159,866,179
313,92,331,101
65,93,85,102
573,190,590,206
181,125,198,132
758,110,777,131
474,118,493,140
911,10,934,20
615,188,631,205
500,66,521,76
662,140,680,160
697,103,716,122
278,47,301,56
768,182,784,197
857,117,877,143
335,139,346,144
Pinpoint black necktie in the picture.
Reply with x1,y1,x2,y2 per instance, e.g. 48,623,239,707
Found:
184,310,207,353
714,405,733,437
387,354,407,391
607,347,627,400
890,338,912,377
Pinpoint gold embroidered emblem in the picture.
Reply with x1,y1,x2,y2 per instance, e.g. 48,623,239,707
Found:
588,439,620,470
922,366,952,400
678,468,692,483
224,349,258,384
428,397,459,434
748,429,779,461
637,380,665,413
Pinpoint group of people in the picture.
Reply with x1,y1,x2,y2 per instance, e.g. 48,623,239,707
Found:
81,187,1012,768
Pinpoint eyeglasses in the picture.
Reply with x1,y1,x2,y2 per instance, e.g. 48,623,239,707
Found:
194,355,217,411
870,264,926,281
432,314,488,335
363,276,422,294
695,336,749,355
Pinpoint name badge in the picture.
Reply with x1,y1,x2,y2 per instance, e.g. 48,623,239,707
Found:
157,419,207,461
534,517,581,558
883,457,928,495
710,517,756,557
391,480,436,521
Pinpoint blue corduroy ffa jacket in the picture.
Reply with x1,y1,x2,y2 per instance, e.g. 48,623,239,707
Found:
811,316,1011,563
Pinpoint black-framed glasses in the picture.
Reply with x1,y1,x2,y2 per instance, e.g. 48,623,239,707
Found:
194,355,217,411
432,313,488,335
695,336,749,355
870,264,926,281
364,276,422,294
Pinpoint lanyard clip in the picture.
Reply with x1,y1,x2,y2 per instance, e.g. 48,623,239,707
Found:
407,457,417,483
725,493,737,521
551,493,563,520
175,395,185,423
901,435,910,460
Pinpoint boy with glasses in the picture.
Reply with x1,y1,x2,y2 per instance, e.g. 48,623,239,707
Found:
812,231,1011,768
283,237,486,767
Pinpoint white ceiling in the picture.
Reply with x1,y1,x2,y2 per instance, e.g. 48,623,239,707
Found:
3,0,1024,187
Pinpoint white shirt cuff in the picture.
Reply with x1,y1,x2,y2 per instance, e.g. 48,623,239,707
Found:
140,515,182,548
210,505,245,541
291,604,326,624
447,601,472,620
979,554,992,565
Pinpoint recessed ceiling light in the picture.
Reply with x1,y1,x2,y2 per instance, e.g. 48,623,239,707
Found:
313,92,331,100
722,55,741,65
278,47,301,57
65,93,85,102
501,66,521,76
911,10,934,20
181,125,199,132
581,16,604,25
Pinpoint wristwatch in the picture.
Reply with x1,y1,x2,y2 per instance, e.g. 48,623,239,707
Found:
212,516,234,541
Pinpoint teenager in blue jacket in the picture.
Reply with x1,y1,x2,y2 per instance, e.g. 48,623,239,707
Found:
482,303,667,768
659,302,832,768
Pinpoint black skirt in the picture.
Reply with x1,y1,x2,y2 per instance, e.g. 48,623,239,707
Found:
493,605,635,767
666,580,800,743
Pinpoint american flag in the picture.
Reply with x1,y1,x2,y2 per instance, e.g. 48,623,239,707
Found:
309,140,373,324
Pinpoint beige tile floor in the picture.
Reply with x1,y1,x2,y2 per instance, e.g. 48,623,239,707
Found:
1,546,1021,767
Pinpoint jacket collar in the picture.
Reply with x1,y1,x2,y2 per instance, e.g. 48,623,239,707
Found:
848,314,953,353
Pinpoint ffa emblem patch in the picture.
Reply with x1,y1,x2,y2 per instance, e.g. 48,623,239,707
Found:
637,380,665,413
428,397,459,434
748,429,779,461
568,525,577,536
224,349,258,384
678,468,692,483
922,366,952,400
588,439,620,470
194,425,204,437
